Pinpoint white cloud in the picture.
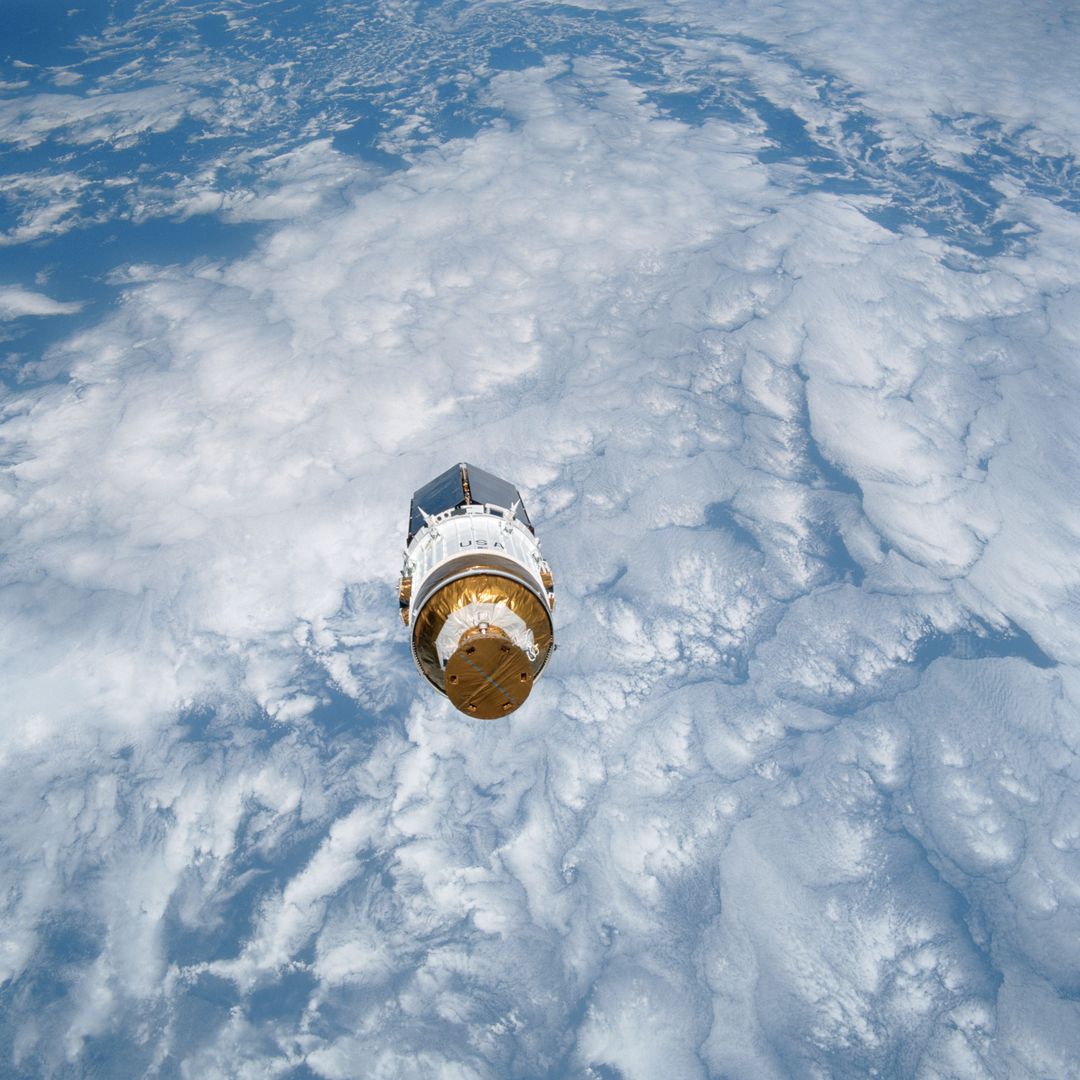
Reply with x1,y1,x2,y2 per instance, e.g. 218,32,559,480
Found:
3,2,1080,1077
0,86,209,150
0,285,84,319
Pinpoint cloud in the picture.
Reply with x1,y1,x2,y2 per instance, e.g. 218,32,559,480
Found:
0,285,84,319
2,2,1080,1077
0,85,210,151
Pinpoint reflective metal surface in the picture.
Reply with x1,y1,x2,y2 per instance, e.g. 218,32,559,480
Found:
411,570,554,701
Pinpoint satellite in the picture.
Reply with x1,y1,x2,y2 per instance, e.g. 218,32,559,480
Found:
399,463,556,718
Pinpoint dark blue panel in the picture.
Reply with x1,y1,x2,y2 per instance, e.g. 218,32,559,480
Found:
407,462,533,542
463,463,531,528
409,463,466,541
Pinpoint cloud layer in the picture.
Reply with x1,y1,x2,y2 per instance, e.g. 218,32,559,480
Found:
2,1,1080,1077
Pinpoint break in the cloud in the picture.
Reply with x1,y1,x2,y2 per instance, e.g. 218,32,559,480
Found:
1,2,1080,1078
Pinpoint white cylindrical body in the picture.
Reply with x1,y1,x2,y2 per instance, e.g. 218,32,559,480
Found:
400,464,555,718
405,508,549,620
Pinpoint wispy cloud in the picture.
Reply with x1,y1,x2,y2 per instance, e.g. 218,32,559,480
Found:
0,285,84,319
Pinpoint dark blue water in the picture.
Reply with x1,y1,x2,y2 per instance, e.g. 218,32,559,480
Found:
704,500,762,552
914,618,1056,669
1,0,112,70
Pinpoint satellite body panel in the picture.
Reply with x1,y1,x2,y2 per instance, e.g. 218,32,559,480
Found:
400,463,555,718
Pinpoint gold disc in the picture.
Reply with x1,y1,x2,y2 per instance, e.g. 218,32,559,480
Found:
411,569,554,697
444,633,534,719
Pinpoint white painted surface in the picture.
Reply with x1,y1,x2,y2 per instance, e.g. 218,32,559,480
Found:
404,505,551,625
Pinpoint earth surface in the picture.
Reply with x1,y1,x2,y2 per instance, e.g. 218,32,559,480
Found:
2,1,1080,1077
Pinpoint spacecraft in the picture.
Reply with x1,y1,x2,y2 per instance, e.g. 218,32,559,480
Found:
400,463,556,718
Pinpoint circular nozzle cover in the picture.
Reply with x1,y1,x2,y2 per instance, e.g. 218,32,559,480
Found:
444,630,534,719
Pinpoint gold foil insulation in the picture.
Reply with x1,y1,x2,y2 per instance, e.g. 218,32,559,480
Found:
445,630,534,718
411,571,554,717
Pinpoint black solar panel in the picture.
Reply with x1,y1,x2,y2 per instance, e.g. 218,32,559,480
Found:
407,463,533,543
462,464,532,527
